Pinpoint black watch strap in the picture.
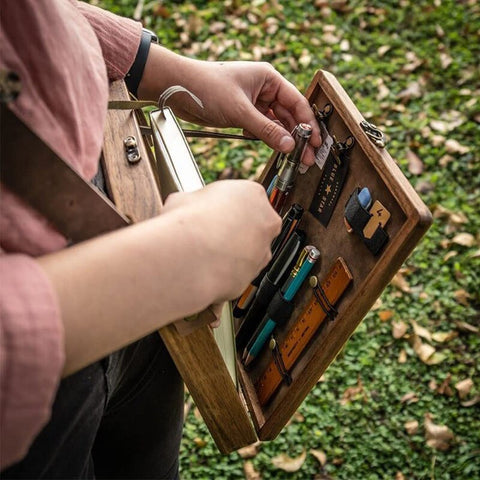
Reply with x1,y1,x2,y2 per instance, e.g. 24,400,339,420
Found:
125,28,158,98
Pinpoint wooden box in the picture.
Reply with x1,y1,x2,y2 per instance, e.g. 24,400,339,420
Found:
102,71,432,454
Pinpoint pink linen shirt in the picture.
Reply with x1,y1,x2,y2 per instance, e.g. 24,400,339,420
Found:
0,0,142,468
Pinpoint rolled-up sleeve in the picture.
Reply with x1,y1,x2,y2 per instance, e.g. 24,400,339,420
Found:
0,255,64,469
76,2,143,81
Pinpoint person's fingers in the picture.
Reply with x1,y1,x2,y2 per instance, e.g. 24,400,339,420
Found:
266,73,322,148
269,102,297,133
240,101,295,153
208,302,224,328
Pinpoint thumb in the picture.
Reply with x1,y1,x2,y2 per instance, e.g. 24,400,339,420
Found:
244,106,295,153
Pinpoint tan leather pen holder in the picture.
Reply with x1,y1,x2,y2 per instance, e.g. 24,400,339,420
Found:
102,72,431,454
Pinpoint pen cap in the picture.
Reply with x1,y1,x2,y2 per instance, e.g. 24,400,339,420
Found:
276,123,312,191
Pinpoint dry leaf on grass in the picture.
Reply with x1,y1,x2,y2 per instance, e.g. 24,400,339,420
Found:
452,233,475,247
411,320,432,342
445,139,470,154
455,321,479,333
310,449,328,467
401,392,419,404
461,395,480,407
237,441,261,459
391,272,411,293
406,150,424,175
455,378,474,399
271,450,307,472
244,460,261,480
454,289,472,306
340,378,365,405
432,330,458,343
405,420,419,435
437,373,454,396
424,413,454,451
379,310,394,321
398,349,407,363
392,321,408,339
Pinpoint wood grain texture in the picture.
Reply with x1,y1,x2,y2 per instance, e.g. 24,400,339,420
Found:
102,81,257,453
237,69,432,440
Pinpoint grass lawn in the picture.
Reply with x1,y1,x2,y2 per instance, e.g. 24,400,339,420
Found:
95,1,479,478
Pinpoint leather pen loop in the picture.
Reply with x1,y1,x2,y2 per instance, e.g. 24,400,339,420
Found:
157,85,204,118
270,337,292,387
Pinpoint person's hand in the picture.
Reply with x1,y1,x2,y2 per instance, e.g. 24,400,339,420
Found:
161,179,282,303
138,47,321,166
168,61,322,166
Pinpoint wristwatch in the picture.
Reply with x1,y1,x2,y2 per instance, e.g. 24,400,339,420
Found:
125,28,158,97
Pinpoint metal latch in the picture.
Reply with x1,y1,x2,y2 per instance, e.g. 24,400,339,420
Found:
360,120,386,148
124,135,141,163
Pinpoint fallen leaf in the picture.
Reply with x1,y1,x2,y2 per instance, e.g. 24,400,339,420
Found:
406,150,424,175
437,373,454,396
405,420,419,435
391,272,411,293
340,378,365,405
439,52,453,69
425,352,447,365
398,349,407,363
393,321,408,339
310,449,327,466
445,139,470,154
431,134,446,147
379,310,394,321
193,437,207,447
429,379,438,390
443,250,458,261
244,460,261,480
378,45,391,57
398,81,422,101
455,378,473,399
271,450,307,472
452,233,475,247
461,395,480,407
455,321,479,333
237,442,261,459
424,413,454,451
401,392,419,404
372,298,383,310
411,320,432,342
432,330,458,343
293,412,305,423
402,51,423,73
411,333,436,363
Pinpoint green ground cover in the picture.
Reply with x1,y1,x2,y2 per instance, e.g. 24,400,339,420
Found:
96,1,479,478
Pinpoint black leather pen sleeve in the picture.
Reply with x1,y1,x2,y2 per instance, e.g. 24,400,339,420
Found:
345,188,389,255
236,276,278,350
266,290,295,327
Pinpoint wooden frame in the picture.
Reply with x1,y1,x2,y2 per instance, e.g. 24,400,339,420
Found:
102,71,432,454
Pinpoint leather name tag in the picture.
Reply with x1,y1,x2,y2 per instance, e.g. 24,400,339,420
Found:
363,200,391,239
309,152,349,227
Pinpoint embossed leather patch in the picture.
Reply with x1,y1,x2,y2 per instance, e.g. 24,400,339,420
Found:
309,153,349,227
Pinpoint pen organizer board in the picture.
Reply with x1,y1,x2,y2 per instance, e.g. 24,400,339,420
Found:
235,69,431,441
102,72,432,454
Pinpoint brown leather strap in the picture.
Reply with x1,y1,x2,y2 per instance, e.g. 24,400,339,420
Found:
0,103,130,243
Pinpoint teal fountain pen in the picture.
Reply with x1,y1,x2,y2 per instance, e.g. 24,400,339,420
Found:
242,245,321,366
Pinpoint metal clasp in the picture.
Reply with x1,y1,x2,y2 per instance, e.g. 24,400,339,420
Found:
331,135,355,165
312,103,333,123
360,120,386,148
124,136,141,163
